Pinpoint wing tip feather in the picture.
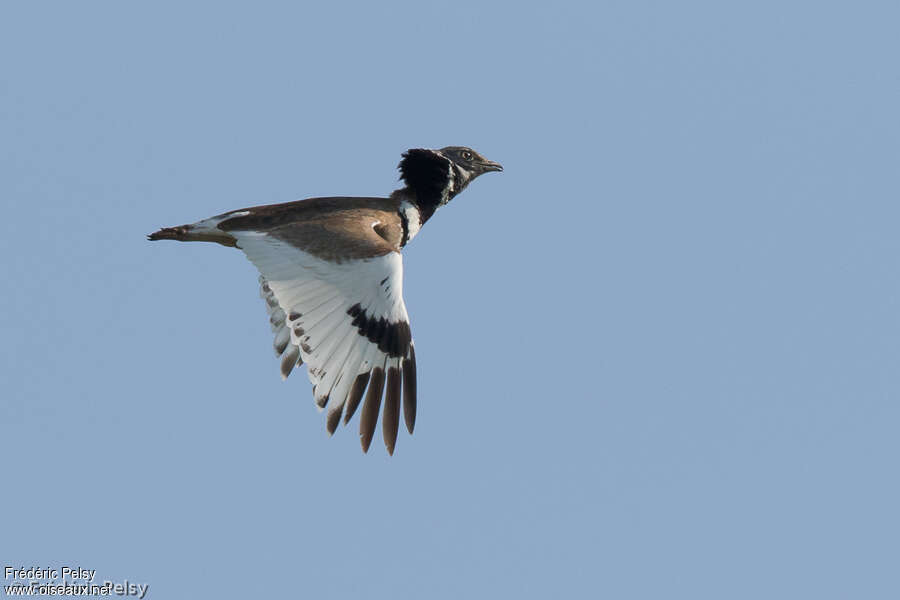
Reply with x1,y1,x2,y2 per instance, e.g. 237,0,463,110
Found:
326,406,342,435
402,345,417,434
383,365,401,455
359,367,385,453
280,346,301,379
344,372,371,425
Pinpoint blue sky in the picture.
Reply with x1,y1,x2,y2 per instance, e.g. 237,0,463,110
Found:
2,1,898,598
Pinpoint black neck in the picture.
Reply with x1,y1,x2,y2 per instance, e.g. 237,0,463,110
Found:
398,149,454,224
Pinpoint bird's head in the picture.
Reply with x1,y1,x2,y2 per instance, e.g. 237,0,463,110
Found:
438,146,504,189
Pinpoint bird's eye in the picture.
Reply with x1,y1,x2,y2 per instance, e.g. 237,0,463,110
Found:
461,151,473,161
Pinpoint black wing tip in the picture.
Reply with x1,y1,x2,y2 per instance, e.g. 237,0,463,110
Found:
344,372,371,425
359,367,385,453
402,345,417,434
326,407,342,436
280,346,301,379
383,366,401,456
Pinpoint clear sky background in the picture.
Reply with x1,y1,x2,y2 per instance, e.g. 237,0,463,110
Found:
2,1,898,598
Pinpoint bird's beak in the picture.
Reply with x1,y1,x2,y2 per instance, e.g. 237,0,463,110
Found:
479,159,503,173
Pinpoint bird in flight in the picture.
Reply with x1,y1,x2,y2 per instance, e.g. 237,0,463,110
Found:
149,146,502,454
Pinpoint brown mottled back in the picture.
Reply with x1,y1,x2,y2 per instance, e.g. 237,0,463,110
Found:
218,196,405,261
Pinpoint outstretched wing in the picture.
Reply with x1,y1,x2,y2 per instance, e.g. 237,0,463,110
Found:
234,230,416,455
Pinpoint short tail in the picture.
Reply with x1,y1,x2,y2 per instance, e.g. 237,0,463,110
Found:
147,225,191,241
147,223,237,247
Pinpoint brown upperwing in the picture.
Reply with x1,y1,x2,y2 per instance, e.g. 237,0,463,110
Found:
217,196,404,262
